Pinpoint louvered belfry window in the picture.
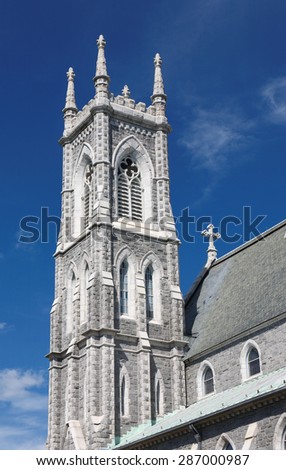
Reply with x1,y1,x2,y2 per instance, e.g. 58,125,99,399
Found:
118,157,142,220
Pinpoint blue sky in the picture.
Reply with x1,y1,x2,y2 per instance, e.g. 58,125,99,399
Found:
1,0,286,449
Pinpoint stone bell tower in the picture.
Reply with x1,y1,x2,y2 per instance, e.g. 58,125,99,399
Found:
47,35,186,450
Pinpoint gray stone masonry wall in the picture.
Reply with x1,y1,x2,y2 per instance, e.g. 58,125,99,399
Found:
148,400,286,450
186,317,286,406
48,80,186,449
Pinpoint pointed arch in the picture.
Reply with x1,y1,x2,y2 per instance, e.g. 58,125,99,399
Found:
197,360,215,399
112,135,154,176
240,340,262,381
145,265,154,319
216,434,235,450
115,247,136,319
155,370,164,416
66,263,78,335
80,254,90,324
120,259,129,315
112,136,154,222
73,143,94,237
141,252,163,323
273,413,286,449
120,362,130,417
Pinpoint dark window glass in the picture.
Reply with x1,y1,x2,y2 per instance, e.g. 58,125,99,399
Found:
120,261,128,315
223,441,233,450
121,376,125,416
203,366,214,395
248,347,260,376
156,380,160,415
145,266,154,320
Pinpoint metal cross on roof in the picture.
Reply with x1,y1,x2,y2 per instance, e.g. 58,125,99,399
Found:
201,223,221,268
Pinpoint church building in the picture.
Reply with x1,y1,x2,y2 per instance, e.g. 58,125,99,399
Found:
46,36,286,451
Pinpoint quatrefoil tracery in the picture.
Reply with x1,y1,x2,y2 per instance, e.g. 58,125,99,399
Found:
119,157,140,181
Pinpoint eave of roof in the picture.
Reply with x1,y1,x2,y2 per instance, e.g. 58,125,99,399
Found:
112,366,286,449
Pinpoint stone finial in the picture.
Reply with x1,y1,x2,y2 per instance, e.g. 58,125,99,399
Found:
63,67,78,113
63,67,78,134
93,34,110,96
151,53,167,115
201,224,221,268
122,85,130,98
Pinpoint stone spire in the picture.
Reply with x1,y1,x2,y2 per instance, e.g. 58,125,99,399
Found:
93,34,110,97
201,224,221,269
151,53,167,115
63,67,78,133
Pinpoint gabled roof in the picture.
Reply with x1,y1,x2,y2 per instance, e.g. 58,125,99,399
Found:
113,366,286,449
184,220,286,360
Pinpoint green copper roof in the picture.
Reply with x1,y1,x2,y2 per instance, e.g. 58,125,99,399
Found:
112,366,286,448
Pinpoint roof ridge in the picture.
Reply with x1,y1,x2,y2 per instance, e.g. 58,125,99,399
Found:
213,218,286,266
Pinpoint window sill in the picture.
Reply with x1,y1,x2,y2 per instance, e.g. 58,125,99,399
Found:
148,319,161,325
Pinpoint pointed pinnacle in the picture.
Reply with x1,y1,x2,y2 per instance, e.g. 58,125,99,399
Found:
153,53,165,95
94,34,109,79
64,67,77,112
152,52,167,105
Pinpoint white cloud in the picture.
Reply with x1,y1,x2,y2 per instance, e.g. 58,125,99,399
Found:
0,322,7,330
0,425,46,450
0,369,48,449
180,108,254,173
0,369,47,411
262,77,286,123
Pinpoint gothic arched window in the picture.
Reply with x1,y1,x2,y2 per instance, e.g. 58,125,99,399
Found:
156,380,161,415
120,260,128,315
145,265,154,320
117,157,142,221
80,262,89,324
247,347,261,377
119,365,130,417
121,375,126,416
203,366,214,396
67,270,76,334
282,426,286,449
82,164,93,229
223,441,233,450
155,371,164,417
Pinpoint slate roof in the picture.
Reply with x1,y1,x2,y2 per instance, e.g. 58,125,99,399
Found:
184,220,286,360
113,366,286,449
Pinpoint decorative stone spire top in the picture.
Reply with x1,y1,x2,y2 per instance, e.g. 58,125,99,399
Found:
151,53,167,115
93,34,110,97
201,224,221,269
63,67,78,113
122,85,130,98
63,67,78,135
